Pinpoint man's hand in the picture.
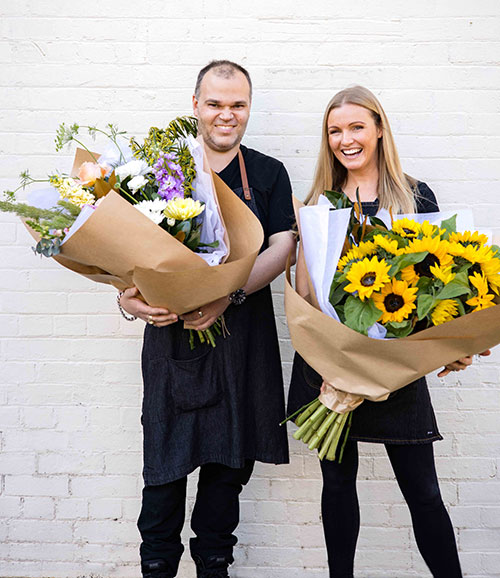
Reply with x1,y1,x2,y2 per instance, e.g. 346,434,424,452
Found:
181,296,230,331
437,349,491,378
119,287,178,327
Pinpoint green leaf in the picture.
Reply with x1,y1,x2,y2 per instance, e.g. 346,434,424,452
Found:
439,214,457,239
324,190,351,209
343,295,381,335
435,276,471,301
490,244,500,257
388,251,428,276
329,280,348,307
417,294,435,320
384,320,413,338
369,216,388,230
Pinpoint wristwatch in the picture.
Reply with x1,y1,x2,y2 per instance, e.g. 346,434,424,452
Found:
228,288,247,306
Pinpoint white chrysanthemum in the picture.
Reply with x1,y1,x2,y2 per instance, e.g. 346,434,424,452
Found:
134,199,168,225
115,160,151,181
128,174,148,193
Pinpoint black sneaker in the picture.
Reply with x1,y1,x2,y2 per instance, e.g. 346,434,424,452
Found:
141,558,174,578
193,554,230,578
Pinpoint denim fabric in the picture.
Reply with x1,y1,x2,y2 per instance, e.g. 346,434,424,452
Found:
138,461,254,575
141,287,289,486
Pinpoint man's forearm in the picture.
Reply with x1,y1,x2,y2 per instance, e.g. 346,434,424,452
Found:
243,231,296,296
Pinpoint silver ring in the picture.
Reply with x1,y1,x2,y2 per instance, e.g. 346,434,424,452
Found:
198,310,203,318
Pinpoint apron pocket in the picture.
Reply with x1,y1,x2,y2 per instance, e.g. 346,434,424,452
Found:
166,349,223,413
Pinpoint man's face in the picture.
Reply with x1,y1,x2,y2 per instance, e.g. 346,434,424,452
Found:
193,69,251,154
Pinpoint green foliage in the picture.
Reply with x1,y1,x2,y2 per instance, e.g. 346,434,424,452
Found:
343,295,381,335
55,122,80,151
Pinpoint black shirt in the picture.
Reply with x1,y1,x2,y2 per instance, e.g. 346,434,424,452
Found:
217,145,295,246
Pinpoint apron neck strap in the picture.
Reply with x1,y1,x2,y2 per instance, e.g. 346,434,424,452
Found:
238,148,252,201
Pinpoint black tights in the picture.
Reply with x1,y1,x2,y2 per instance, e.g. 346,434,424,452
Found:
320,441,462,578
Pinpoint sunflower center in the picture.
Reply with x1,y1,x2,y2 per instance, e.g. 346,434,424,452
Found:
384,293,404,312
415,253,439,277
361,273,376,287
403,228,416,236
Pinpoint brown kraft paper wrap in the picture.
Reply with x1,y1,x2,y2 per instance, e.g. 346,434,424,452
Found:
286,196,500,412
25,151,264,315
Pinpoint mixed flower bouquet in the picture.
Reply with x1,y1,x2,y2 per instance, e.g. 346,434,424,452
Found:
285,191,500,462
1,118,263,346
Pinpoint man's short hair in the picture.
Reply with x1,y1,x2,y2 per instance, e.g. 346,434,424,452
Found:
194,60,252,99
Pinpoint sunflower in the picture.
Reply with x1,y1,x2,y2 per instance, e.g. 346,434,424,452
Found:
337,244,372,271
429,263,456,285
400,265,420,286
480,257,500,295
372,279,418,323
419,220,441,238
448,242,493,265
431,299,459,326
373,234,402,256
449,231,489,247
344,256,391,301
391,218,420,238
404,236,453,277
357,240,377,257
466,272,496,312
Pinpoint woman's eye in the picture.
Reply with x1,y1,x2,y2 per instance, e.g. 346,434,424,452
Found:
353,125,363,131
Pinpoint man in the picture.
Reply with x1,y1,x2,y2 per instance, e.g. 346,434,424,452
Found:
119,60,295,578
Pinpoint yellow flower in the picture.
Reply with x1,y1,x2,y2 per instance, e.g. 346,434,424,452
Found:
391,218,420,238
50,175,95,208
466,272,496,312
400,265,420,286
448,242,493,265
163,197,205,221
337,246,364,272
373,234,402,255
357,240,377,257
372,279,418,323
344,256,391,301
420,220,441,238
480,257,500,295
404,236,453,276
449,231,489,247
431,299,459,326
429,263,456,285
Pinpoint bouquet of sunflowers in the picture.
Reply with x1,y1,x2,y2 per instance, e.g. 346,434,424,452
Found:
1,118,263,347
285,191,500,462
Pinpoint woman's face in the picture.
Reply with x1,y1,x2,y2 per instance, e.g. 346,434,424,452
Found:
327,103,382,175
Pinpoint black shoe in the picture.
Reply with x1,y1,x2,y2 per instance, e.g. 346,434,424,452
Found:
141,558,174,578
193,554,230,578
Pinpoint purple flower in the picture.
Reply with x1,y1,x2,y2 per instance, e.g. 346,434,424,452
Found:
153,152,185,200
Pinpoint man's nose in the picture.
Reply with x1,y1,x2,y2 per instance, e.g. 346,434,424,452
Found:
219,108,234,120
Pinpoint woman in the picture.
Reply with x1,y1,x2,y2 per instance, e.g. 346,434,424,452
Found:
288,85,487,578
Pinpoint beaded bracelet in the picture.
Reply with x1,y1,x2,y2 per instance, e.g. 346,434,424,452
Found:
116,291,137,321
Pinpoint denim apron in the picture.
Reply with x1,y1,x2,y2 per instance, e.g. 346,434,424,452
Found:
141,150,289,485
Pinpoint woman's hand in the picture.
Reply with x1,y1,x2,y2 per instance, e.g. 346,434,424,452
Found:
437,349,491,378
119,287,178,327
181,296,230,332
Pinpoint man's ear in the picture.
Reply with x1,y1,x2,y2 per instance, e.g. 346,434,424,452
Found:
192,94,199,117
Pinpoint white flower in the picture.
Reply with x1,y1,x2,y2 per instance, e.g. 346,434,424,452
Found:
128,175,148,193
134,199,168,225
115,160,151,181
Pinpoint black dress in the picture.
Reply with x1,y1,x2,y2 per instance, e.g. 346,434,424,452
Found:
287,182,444,444
141,145,294,485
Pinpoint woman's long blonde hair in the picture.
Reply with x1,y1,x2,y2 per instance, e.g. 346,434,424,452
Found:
305,85,416,213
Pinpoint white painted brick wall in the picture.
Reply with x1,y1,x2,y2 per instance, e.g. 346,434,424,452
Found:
1,2,500,577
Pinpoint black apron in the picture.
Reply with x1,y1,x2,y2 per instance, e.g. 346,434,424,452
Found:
141,150,289,485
